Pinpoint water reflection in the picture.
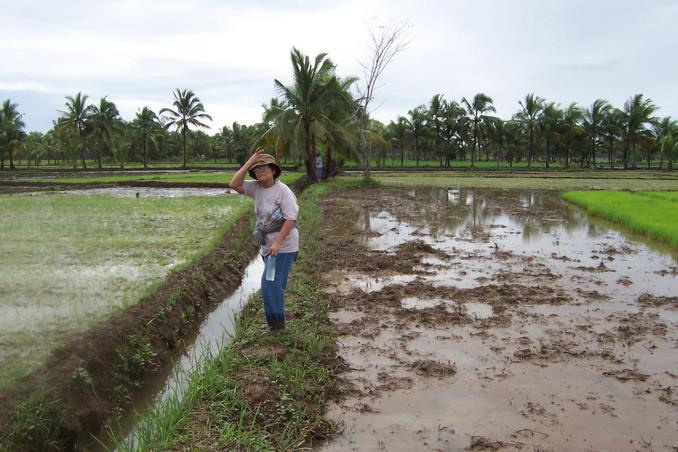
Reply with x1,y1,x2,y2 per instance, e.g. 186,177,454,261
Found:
357,187,678,297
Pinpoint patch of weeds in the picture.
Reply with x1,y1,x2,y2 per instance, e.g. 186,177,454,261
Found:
0,390,66,451
181,305,196,325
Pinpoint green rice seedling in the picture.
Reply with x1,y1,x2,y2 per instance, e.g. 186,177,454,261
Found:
563,191,678,247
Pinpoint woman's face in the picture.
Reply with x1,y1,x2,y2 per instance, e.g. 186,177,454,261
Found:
253,164,274,183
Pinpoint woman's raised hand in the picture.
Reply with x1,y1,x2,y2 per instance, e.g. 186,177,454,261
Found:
247,148,265,165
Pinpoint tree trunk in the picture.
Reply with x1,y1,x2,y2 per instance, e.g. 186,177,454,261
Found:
80,137,87,169
324,144,332,180
400,143,404,167
565,143,570,168
182,126,187,168
415,135,420,168
304,122,317,182
471,121,477,167
97,138,103,169
9,146,15,169
527,125,533,168
143,131,149,168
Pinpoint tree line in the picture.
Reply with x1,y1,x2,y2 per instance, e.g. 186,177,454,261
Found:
0,91,264,171
382,92,674,171
2,50,677,176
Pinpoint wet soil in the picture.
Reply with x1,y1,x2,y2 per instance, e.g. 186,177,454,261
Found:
317,187,678,451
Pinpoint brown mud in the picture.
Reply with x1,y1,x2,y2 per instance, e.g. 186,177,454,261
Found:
317,187,678,451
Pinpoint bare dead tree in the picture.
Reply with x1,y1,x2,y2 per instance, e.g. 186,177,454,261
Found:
355,21,410,181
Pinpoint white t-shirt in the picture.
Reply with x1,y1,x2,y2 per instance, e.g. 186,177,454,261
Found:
242,179,299,254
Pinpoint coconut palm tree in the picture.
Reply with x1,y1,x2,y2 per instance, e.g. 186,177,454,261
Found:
428,94,445,165
264,48,356,182
620,94,657,169
0,99,26,170
517,94,544,167
660,131,677,171
89,97,121,168
387,117,409,167
159,89,212,168
58,92,91,169
583,99,611,167
440,100,467,164
653,117,678,170
134,107,160,168
600,108,623,168
403,105,428,167
23,131,46,167
484,117,510,165
461,93,496,166
538,102,562,168
561,103,583,167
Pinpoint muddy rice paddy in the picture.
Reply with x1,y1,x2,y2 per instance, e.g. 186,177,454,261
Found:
319,187,678,451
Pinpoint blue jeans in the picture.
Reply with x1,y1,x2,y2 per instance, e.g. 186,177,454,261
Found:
316,167,323,179
261,251,298,327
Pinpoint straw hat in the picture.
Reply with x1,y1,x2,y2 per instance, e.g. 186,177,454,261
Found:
248,153,282,180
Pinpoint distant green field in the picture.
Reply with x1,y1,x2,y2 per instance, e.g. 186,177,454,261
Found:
373,171,678,191
563,191,678,247
18,171,305,186
340,159,568,169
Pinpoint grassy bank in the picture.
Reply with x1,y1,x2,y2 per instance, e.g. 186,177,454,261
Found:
375,170,678,191
563,191,678,247
107,180,365,450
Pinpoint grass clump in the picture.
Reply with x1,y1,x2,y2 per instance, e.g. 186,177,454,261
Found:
563,190,678,247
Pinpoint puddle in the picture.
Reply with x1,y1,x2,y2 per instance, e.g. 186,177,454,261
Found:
326,270,419,294
401,297,446,310
464,302,493,319
353,188,678,298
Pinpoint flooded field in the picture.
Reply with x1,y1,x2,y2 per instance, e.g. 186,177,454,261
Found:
0,189,250,389
319,187,678,451
34,186,234,197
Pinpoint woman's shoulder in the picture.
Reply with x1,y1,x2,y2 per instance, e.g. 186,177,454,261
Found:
276,180,298,200
242,180,259,196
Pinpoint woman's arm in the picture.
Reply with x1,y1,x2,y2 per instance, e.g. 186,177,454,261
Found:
267,219,296,256
228,148,265,194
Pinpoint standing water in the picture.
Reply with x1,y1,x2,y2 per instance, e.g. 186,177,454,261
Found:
92,255,264,450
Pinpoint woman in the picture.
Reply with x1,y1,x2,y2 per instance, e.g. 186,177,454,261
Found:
228,148,299,331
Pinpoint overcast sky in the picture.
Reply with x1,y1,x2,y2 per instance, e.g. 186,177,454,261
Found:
2,0,677,133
